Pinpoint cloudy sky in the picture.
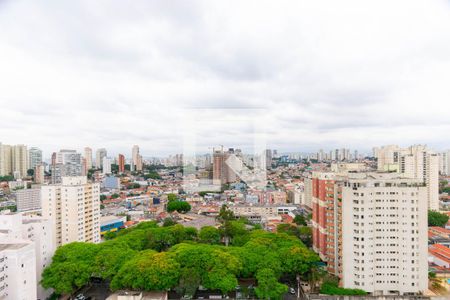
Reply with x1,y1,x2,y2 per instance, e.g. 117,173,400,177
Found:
1,0,450,158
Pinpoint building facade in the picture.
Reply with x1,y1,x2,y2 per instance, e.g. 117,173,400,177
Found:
41,176,101,247
312,172,428,295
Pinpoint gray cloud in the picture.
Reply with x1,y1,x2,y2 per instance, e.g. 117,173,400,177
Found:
1,0,450,157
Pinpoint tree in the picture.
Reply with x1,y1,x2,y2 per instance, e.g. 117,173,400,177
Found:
298,226,312,248
93,241,137,280
217,204,235,223
41,242,99,294
167,193,178,202
111,251,180,291
167,201,191,213
320,276,366,295
428,210,449,227
294,215,307,226
277,223,298,236
199,226,221,244
254,268,288,300
111,193,120,199
163,218,177,227
100,195,107,201
27,168,34,176
0,175,14,182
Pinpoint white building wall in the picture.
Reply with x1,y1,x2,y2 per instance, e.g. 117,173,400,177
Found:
0,241,37,300
341,182,428,295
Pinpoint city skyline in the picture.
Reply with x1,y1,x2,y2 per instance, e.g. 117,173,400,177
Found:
1,0,450,155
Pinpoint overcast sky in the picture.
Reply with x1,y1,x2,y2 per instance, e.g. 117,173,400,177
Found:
1,0,450,158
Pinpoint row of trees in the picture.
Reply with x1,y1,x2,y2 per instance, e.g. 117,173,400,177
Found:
41,221,319,299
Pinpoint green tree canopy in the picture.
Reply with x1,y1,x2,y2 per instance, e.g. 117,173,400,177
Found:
199,226,221,244
428,210,449,227
254,268,288,300
167,200,191,213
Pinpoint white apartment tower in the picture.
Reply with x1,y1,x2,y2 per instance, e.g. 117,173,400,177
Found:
0,213,55,300
102,157,112,174
28,147,43,169
376,145,439,210
41,176,101,247
84,147,93,170
96,148,107,169
438,150,450,175
0,143,29,178
340,174,428,295
312,172,428,296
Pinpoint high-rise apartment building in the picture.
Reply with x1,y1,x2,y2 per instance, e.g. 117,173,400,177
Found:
96,148,107,169
312,172,428,296
439,150,450,175
28,147,42,170
0,143,29,178
12,144,29,179
0,213,55,300
34,164,45,184
102,157,112,174
41,176,101,247
132,145,143,171
132,145,139,167
212,148,237,185
265,149,273,169
376,145,439,210
84,147,93,170
118,154,125,173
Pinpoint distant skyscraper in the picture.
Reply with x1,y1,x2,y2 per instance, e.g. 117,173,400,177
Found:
102,157,112,174
439,150,450,175
12,144,28,178
377,144,439,210
28,147,42,169
118,154,125,173
51,152,56,166
34,164,45,184
84,147,93,170
265,149,272,169
95,148,107,169
132,145,143,171
213,148,237,185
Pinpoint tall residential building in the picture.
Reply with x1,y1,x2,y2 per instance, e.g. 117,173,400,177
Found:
34,164,45,184
0,144,29,178
102,157,112,174
51,151,83,184
96,148,107,169
28,147,42,169
12,144,29,179
265,149,273,169
51,152,56,166
132,145,143,171
439,150,450,175
132,145,139,167
41,176,101,247
0,213,55,300
118,154,125,173
212,148,237,185
376,145,439,210
312,172,428,296
84,147,93,170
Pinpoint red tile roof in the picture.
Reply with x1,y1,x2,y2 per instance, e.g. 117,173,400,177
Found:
429,244,450,265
